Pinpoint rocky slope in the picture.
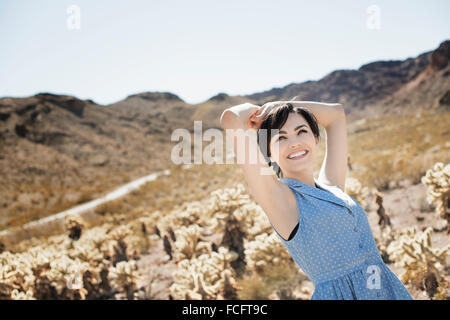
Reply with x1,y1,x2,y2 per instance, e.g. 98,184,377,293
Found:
0,93,181,229
245,40,450,117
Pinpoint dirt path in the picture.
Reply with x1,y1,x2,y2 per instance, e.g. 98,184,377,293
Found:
0,169,172,247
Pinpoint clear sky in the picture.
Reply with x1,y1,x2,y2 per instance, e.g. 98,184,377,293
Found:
1,0,449,105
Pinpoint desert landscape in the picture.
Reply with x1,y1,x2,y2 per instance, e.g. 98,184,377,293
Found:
0,40,449,300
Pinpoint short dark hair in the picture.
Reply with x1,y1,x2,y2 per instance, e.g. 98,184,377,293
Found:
257,102,320,178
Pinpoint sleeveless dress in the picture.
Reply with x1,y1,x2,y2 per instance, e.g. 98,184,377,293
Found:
269,177,414,300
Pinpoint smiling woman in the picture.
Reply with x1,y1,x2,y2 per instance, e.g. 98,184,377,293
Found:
219,100,346,246
255,103,322,182
219,100,414,300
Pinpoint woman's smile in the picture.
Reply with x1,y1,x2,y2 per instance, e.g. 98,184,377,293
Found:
287,149,309,160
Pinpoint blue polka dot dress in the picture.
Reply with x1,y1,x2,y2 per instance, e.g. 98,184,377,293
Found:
269,177,414,300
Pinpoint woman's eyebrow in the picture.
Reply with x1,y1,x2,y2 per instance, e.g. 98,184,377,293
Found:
278,124,307,135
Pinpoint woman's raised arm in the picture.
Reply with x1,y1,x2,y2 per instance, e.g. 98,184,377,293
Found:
219,103,299,241
288,101,347,191
257,100,344,129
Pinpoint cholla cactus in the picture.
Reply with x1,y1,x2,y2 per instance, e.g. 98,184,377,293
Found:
207,184,251,220
244,233,294,275
0,251,35,299
46,255,90,299
156,200,211,240
109,225,131,241
107,225,135,266
206,183,282,239
169,246,239,300
80,226,114,260
421,162,450,232
176,201,207,227
373,226,396,264
212,246,239,271
69,245,107,269
65,217,85,241
208,184,256,277
232,203,273,240
386,226,450,298
216,269,241,300
173,225,212,262
108,260,140,299
344,177,370,209
11,288,35,300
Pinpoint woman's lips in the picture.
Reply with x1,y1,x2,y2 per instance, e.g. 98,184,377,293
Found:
287,150,309,160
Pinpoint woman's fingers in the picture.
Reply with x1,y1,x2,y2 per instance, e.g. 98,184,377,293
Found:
251,107,262,117
255,105,269,118
255,102,278,118
247,108,266,129
247,116,261,130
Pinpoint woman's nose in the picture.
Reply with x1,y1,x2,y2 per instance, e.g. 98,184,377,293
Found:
289,140,305,149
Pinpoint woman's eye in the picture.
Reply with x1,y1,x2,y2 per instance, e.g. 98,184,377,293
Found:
277,130,306,141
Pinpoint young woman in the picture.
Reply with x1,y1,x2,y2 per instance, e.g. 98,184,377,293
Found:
220,101,413,300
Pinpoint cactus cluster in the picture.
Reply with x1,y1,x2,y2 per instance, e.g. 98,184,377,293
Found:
167,183,310,300
0,217,156,299
386,226,449,299
243,232,294,275
169,247,240,300
1,162,448,300
421,162,450,232
344,177,370,209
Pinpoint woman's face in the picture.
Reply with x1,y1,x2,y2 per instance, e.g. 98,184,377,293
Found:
269,112,318,176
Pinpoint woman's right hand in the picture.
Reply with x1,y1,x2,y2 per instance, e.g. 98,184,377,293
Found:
247,107,264,130
248,101,288,130
256,101,286,119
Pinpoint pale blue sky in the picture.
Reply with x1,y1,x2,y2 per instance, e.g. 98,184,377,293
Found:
0,0,449,105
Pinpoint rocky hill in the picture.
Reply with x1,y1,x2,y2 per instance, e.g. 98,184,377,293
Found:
0,93,186,229
245,40,450,117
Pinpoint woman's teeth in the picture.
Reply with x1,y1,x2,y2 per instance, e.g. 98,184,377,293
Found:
288,150,308,159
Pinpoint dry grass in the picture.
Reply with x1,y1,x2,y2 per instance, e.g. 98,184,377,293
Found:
0,140,170,230
343,109,449,190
